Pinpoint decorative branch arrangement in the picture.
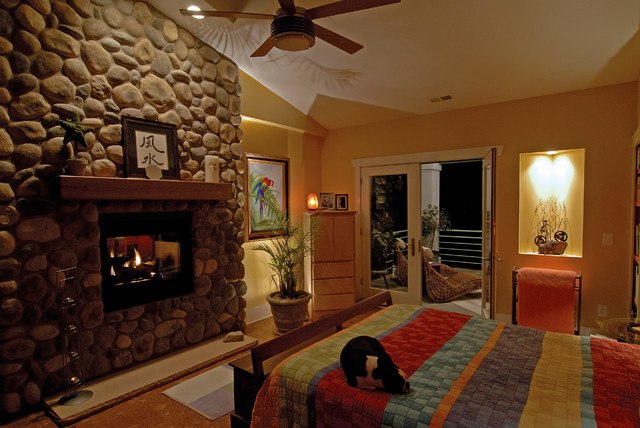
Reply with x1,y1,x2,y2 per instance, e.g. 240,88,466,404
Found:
532,196,569,255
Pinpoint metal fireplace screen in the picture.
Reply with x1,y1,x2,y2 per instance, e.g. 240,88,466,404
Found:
99,211,193,312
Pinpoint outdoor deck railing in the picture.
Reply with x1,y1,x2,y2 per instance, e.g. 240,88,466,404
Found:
438,229,482,269
373,228,483,273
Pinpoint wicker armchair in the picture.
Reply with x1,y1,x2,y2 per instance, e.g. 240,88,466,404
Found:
395,238,437,287
437,264,459,277
422,254,482,303
394,240,408,287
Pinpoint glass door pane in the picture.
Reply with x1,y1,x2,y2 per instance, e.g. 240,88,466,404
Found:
361,164,421,305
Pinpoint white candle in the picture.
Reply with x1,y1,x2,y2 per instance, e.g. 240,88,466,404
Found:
205,155,220,183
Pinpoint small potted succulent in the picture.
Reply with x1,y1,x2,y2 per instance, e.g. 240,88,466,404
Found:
57,114,92,176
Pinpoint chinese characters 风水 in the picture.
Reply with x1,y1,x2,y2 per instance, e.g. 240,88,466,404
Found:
135,131,169,170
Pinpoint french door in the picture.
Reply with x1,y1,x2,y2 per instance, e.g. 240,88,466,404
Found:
360,164,422,305
481,148,496,319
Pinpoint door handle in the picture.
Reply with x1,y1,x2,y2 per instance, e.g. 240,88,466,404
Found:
408,238,415,257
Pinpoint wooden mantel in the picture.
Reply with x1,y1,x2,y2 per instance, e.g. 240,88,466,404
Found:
58,175,233,201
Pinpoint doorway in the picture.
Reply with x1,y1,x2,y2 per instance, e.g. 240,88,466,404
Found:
353,146,498,318
427,160,484,315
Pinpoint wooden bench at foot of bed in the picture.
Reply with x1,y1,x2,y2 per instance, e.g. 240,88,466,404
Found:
229,291,392,428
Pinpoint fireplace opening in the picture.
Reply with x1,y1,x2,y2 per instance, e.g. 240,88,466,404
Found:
99,211,193,313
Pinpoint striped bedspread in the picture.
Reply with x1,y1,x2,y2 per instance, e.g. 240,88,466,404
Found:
252,305,640,427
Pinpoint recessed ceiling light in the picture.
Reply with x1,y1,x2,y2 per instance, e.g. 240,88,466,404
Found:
187,5,204,19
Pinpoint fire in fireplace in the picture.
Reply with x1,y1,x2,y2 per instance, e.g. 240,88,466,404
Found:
99,211,194,312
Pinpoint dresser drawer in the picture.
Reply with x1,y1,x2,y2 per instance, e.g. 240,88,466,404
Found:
313,277,354,295
312,293,354,312
313,262,354,279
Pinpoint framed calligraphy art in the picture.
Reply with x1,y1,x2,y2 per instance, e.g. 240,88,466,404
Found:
245,153,289,240
122,116,180,180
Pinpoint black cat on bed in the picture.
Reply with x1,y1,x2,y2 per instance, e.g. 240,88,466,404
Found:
339,335,410,394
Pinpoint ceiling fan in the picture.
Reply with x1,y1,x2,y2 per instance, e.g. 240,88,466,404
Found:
180,0,400,57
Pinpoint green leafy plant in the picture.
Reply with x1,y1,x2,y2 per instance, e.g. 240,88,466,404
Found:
421,204,451,248
370,227,396,270
253,206,315,299
369,175,407,270
56,114,92,159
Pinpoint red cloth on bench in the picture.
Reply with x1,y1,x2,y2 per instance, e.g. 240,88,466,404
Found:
517,267,576,334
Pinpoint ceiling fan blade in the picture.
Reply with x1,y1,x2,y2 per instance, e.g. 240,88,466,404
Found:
307,0,400,20
277,0,296,13
179,9,273,20
250,37,276,57
314,24,363,54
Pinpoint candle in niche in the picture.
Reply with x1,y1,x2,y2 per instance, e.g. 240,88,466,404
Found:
205,155,220,183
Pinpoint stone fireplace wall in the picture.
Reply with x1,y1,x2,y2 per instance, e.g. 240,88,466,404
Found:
0,0,247,417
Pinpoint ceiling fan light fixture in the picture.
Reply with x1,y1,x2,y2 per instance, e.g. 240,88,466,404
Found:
274,33,315,51
271,8,315,52
186,5,204,19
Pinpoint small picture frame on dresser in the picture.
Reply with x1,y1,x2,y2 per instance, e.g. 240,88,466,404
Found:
335,194,348,211
320,193,335,210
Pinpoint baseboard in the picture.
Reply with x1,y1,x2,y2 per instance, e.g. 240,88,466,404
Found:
245,302,271,325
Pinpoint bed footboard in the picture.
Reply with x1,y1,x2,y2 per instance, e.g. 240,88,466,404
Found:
229,291,392,427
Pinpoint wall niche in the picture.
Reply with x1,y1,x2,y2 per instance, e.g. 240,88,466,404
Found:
518,149,585,257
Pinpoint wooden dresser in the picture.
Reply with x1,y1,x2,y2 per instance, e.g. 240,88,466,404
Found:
304,211,356,320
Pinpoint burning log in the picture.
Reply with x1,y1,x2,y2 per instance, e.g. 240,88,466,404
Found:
110,248,160,286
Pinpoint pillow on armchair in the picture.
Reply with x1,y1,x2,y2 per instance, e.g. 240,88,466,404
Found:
422,246,434,260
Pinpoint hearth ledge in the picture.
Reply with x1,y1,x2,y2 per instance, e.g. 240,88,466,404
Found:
58,175,233,201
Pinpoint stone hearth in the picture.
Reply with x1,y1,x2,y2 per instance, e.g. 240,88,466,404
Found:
0,0,248,418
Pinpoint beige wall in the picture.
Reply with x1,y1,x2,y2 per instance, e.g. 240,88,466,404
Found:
238,71,637,328
240,71,326,137
237,69,325,321
240,120,323,315
638,78,640,125
320,82,637,328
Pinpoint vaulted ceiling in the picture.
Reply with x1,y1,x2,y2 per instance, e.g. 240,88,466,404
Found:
149,0,640,130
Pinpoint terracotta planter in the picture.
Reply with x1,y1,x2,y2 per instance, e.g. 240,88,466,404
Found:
266,291,312,334
65,158,88,176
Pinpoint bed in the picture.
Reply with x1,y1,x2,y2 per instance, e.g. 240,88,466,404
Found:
232,292,640,427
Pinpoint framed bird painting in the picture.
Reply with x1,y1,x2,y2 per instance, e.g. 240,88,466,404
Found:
245,153,290,240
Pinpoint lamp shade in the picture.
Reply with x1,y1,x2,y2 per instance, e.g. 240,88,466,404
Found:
307,193,318,210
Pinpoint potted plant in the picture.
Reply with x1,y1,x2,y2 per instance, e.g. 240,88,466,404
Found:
253,206,314,334
421,204,451,257
57,114,92,175
370,227,396,271
369,205,398,271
